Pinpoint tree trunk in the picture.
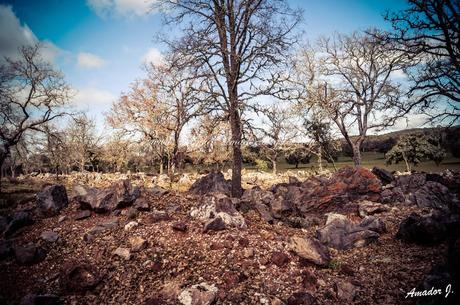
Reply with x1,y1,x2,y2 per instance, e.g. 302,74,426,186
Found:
229,107,243,198
272,159,277,175
317,147,323,171
402,151,411,172
352,144,362,167
0,146,9,193
159,160,164,175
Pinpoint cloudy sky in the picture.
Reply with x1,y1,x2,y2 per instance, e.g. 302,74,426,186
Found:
1,0,415,131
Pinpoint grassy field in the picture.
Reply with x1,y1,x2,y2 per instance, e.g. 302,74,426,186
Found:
242,152,460,174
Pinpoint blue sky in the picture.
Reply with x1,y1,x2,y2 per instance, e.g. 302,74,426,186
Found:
0,0,410,131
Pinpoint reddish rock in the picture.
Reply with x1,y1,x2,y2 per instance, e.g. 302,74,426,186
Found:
270,251,290,267
172,222,188,232
286,292,317,305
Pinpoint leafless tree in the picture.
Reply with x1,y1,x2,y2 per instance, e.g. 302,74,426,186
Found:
297,31,411,166
0,44,72,190
156,0,301,197
257,104,297,174
384,0,460,125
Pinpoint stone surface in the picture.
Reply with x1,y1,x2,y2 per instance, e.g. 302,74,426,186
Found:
203,216,226,232
413,181,452,210
124,221,139,231
130,236,147,252
286,292,318,305
40,230,59,243
188,171,232,197
14,244,46,265
358,201,390,217
396,213,448,245
4,211,34,237
133,198,150,211
371,166,394,185
317,213,382,250
289,237,331,267
178,282,218,305
20,294,60,305
74,210,91,220
36,184,69,216
172,222,188,232
113,247,131,260
270,251,290,267
61,263,100,292
0,240,13,260
334,280,357,302
191,193,246,230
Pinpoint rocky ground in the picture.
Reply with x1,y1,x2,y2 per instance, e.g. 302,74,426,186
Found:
0,167,459,305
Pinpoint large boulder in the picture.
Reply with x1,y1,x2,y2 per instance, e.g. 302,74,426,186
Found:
3,211,34,237
14,244,46,265
37,184,69,215
316,213,383,250
190,193,246,230
188,172,232,197
412,181,452,210
289,237,331,267
74,180,139,213
372,166,394,185
396,213,449,245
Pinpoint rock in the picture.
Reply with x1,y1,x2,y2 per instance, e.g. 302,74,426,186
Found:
0,215,9,233
4,211,34,237
14,244,46,265
270,196,294,219
415,265,457,305
74,180,139,213
240,187,275,213
270,251,290,267
134,198,150,211
147,210,171,223
172,222,188,232
396,213,448,245
40,230,59,243
130,236,147,252
178,282,218,305
255,203,274,223
334,280,356,302
150,185,169,197
203,216,226,232
358,201,390,217
0,240,13,260
124,221,139,231
243,248,254,258
317,213,381,250
286,292,317,305
371,167,394,185
188,171,232,197
36,184,69,216
113,247,131,260
58,215,67,222
289,237,331,267
20,294,61,305
413,181,452,210
61,263,100,292
359,216,387,233
395,173,426,192
380,187,406,204
74,210,91,220
190,193,246,230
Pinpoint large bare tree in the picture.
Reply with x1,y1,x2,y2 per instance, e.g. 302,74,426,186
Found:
384,0,460,124
297,31,410,166
0,44,72,189
157,0,301,197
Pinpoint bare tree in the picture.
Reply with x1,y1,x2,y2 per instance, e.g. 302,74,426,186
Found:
257,104,297,174
0,44,72,190
66,114,100,172
145,52,210,174
384,0,460,124
297,31,410,166
157,0,301,197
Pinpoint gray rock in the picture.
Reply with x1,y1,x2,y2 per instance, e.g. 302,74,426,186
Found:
74,210,91,220
113,247,131,260
290,236,331,267
396,213,448,245
0,239,13,260
133,198,150,211
317,213,381,250
203,216,226,232
188,171,232,197
358,201,390,217
4,211,34,237
178,282,218,305
14,244,46,265
37,184,69,216
40,230,59,243
286,292,317,305
371,167,394,185
413,181,452,210
20,294,60,305
334,280,357,302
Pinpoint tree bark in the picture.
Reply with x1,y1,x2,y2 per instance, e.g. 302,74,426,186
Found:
352,144,362,167
229,107,243,198
272,159,277,175
0,145,9,193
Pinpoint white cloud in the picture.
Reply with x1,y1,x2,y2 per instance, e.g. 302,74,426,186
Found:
73,87,117,108
77,52,106,69
86,0,156,18
142,47,164,66
0,5,61,64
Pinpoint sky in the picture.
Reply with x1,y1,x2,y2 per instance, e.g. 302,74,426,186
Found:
0,0,417,133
